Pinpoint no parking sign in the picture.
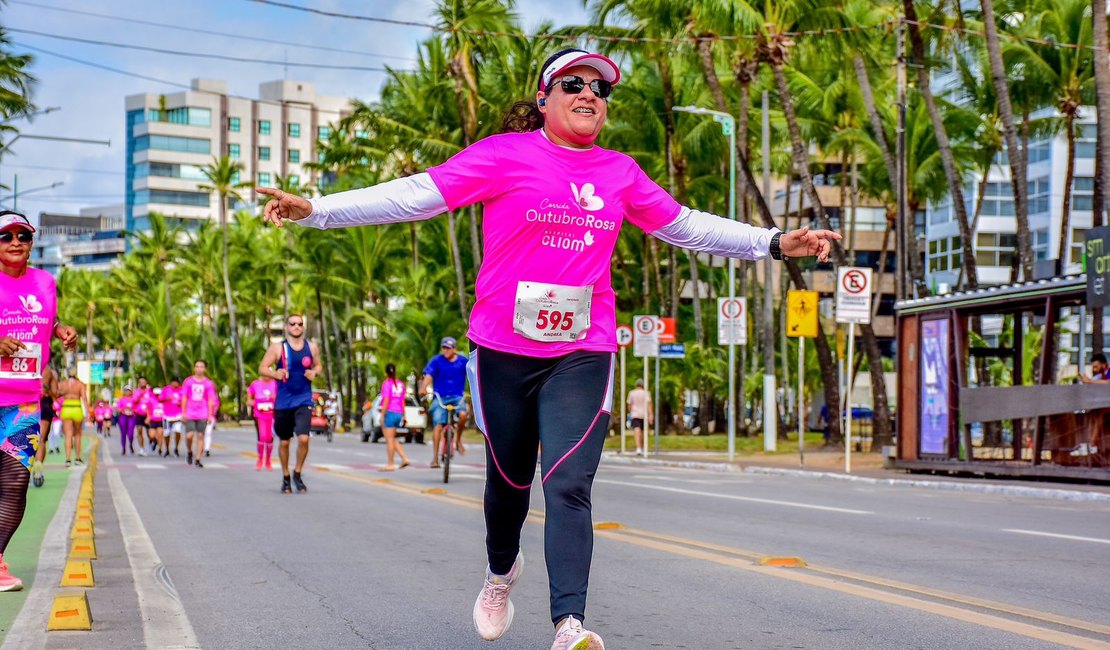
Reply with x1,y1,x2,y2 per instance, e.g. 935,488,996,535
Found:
835,267,873,324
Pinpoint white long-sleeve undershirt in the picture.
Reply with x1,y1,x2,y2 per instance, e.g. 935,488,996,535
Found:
297,173,779,260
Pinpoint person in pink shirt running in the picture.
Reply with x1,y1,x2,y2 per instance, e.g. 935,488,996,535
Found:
181,360,217,469
116,387,137,455
247,375,278,470
0,210,78,591
259,48,838,649
160,378,184,457
378,363,411,471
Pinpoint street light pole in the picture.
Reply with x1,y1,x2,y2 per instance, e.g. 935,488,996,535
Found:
761,91,777,452
0,133,112,191
674,105,738,461
4,178,64,210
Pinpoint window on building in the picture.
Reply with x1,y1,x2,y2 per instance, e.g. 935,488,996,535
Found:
258,172,271,187
135,189,210,207
288,123,301,138
927,236,964,273
134,134,211,155
258,146,271,161
1077,123,1096,159
318,125,331,140
1028,177,1050,215
975,232,1017,268
288,175,300,186
1071,228,1087,264
979,181,1016,217
288,149,300,163
228,116,241,132
317,151,326,163
137,162,207,181
1033,229,1049,261
355,128,368,139
228,143,240,159
1073,176,1094,211
231,171,241,185
146,107,212,127
258,120,271,135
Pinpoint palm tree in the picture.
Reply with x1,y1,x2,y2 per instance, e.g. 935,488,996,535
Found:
1092,0,1110,354
127,212,184,376
199,155,252,417
0,26,36,140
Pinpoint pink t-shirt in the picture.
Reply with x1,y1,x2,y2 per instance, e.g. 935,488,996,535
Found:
161,385,183,419
116,395,135,415
427,130,680,357
150,399,165,421
248,379,277,418
380,378,406,414
181,376,216,420
0,267,58,406
133,387,151,416
94,405,110,421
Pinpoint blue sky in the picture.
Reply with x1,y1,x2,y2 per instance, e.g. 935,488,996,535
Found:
2,0,592,222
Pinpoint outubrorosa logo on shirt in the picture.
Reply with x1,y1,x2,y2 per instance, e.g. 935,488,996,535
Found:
18,294,42,314
571,182,605,211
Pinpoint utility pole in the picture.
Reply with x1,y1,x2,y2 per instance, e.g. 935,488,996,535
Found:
762,91,777,451
896,21,909,301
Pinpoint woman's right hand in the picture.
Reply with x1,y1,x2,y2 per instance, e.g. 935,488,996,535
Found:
0,337,25,356
258,188,313,228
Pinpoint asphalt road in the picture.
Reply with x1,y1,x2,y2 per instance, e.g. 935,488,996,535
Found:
20,427,1110,649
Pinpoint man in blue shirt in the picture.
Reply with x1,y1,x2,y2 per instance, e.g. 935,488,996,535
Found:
422,336,469,466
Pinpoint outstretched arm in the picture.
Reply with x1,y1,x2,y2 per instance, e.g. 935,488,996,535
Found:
652,208,840,262
259,174,447,230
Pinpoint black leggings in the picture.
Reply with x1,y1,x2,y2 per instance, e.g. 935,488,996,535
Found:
0,453,29,554
469,346,613,626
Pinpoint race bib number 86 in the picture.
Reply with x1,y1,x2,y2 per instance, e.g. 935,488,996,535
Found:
0,342,42,380
513,282,593,343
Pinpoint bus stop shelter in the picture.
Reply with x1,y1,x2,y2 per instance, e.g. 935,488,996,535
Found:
895,275,1110,481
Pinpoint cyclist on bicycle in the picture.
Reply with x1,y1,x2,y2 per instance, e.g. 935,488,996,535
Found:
259,46,837,650
421,337,468,467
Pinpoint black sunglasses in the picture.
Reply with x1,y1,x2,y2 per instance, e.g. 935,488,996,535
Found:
546,75,612,99
0,230,32,243
288,321,304,327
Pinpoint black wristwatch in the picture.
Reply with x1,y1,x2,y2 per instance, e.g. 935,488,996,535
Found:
769,232,784,261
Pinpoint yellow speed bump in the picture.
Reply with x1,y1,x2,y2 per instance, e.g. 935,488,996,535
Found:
594,522,624,530
75,512,94,525
70,536,97,560
758,556,807,568
47,592,92,630
70,522,93,539
60,560,94,587
76,501,93,514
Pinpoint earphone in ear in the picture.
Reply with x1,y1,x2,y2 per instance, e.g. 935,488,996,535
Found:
538,98,546,106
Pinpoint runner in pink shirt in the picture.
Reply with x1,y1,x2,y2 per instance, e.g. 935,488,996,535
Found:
0,211,78,590
160,379,184,458
181,360,217,468
259,48,838,648
377,363,411,471
247,375,278,471
116,387,137,455
132,377,153,457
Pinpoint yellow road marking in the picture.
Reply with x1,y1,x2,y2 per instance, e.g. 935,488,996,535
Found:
324,468,1110,648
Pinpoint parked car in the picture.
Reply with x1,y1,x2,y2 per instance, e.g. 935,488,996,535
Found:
362,393,427,444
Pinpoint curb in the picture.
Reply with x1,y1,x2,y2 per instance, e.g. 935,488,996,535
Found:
602,454,1110,503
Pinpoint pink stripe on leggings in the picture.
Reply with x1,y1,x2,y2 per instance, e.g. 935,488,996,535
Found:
541,408,609,485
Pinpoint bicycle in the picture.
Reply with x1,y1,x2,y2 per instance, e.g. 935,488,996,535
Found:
429,392,458,484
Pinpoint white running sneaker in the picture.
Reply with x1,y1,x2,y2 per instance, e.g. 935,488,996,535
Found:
473,551,523,641
550,616,604,650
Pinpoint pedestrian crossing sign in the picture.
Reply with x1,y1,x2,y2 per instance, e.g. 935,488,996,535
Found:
787,290,818,338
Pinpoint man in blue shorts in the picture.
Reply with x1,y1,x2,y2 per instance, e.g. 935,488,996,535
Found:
422,336,469,467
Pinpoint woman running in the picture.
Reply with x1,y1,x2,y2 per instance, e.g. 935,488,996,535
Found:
247,374,277,471
260,48,838,649
116,386,136,456
0,211,77,590
147,387,165,456
377,363,411,471
57,368,88,467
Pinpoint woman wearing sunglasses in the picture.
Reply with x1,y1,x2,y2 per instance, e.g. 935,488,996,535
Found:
260,48,839,649
0,211,77,591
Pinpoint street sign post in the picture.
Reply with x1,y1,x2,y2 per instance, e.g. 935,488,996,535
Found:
717,297,747,345
659,343,686,359
616,325,633,454
633,315,660,458
787,290,818,468
835,267,873,474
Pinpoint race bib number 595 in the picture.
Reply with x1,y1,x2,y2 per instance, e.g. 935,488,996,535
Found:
0,342,42,380
513,282,593,343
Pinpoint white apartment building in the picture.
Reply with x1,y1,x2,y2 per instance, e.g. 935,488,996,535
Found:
924,112,1094,290
125,78,351,231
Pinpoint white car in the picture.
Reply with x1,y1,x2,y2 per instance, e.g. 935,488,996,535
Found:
362,394,427,444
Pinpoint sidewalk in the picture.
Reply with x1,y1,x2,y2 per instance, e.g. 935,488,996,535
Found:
603,447,1110,502
0,437,93,636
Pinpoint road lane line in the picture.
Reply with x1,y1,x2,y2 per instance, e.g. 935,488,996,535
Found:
135,464,167,470
328,467,1110,644
108,450,200,649
1,466,84,650
1003,529,1110,545
594,478,873,514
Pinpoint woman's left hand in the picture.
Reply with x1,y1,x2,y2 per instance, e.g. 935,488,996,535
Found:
779,227,843,262
53,324,78,350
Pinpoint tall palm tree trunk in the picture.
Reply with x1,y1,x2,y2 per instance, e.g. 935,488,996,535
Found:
445,211,469,320
902,2,979,289
163,278,179,377
220,202,247,418
1092,0,1110,354
315,287,333,389
980,0,1033,279
771,61,893,447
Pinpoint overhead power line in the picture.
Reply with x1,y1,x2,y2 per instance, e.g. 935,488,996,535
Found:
8,27,401,72
13,42,359,114
9,0,415,63
5,163,124,176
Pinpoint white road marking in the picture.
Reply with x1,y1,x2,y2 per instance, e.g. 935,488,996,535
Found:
202,463,227,469
1003,529,1110,545
595,479,873,515
136,463,167,470
1,466,84,650
108,447,200,649
633,474,752,485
